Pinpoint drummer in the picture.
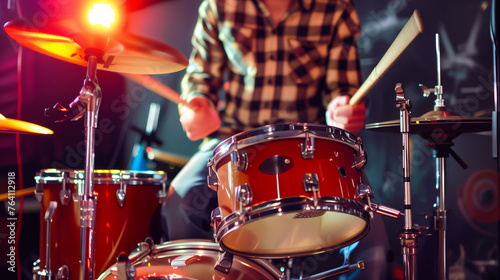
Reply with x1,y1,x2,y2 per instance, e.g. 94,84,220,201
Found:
161,0,383,278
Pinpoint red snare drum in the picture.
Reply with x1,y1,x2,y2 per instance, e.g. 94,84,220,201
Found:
208,123,370,258
34,169,166,279
97,240,283,280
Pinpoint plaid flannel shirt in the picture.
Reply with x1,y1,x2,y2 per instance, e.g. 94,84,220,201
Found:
181,0,362,135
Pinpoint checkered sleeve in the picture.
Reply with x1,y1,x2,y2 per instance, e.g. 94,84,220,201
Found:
324,0,362,106
180,0,226,106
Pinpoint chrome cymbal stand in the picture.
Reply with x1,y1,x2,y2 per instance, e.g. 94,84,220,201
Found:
419,34,455,280
395,83,421,280
77,50,102,280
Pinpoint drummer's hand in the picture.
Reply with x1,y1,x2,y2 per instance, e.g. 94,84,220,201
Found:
179,96,221,141
326,95,366,135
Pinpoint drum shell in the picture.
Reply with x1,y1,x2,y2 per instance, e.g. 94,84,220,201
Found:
36,169,166,278
98,240,283,280
215,137,364,217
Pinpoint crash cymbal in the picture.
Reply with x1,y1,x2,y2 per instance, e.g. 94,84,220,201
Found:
366,110,492,137
0,114,53,135
4,18,188,74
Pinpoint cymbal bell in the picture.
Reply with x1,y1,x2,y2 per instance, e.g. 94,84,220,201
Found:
4,18,188,74
366,110,492,139
0,114,53,135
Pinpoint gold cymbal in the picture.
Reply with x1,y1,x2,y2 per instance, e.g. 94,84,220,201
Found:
0,114,53,135
4,18,188,74
366,110,492,137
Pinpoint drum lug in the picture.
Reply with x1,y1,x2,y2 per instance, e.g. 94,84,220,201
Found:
300,132,315,159
56,265,69,280
211,207,222,239
59,178,71,207
35,270,54,280
157,182,167,204
207,159,219,191
37,201,58,280
230,150,248,171
35,182,44,202
214,251,234,274
236,183,253,212
303,173,320,206
116,182,127,208
353,137,367,170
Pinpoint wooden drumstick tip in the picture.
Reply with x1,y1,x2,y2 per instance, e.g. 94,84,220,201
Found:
349,9,424,106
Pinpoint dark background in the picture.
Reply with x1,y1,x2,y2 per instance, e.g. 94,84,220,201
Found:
0,0,498,279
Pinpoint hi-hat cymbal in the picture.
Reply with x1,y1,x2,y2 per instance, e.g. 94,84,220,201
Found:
4,18,188,74
0,114,53,135
366,110,492,138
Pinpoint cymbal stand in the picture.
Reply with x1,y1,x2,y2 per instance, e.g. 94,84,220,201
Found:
419,34,455,280
395,83,421,280
77,50,102,280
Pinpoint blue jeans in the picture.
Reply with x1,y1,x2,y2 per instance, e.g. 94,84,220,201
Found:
161,148,218,240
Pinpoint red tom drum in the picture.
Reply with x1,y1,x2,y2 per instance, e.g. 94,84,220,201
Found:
34,169,166,279
208,123,370,258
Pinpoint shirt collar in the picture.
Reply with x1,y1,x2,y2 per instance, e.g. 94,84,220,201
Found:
300,0,313,11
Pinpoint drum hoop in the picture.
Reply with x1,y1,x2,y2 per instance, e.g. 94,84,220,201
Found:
216,196,370,258
35,169,166,185
98,240,284,280
210,123,361,168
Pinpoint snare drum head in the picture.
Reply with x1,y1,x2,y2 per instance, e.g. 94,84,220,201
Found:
98,240,283,280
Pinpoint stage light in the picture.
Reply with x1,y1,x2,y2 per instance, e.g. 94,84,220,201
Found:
88,4,115,28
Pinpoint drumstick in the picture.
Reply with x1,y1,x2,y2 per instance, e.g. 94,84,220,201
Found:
122,73,187,106
0,187,35,201
349,10,424,105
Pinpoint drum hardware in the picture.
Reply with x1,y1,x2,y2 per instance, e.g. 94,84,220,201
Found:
300,130,315,159
230,149,248,171
57,265,70,280
303,173,320,207
214,251,234,274
113,253,136,280
393,83,422,280
357,183,402,219
353,137,367,170
211,207,223,239
207,164,219,191
235,183,253,212
294,261,365,280
36,201,57,280
127,237,155,262
115,186,126,208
